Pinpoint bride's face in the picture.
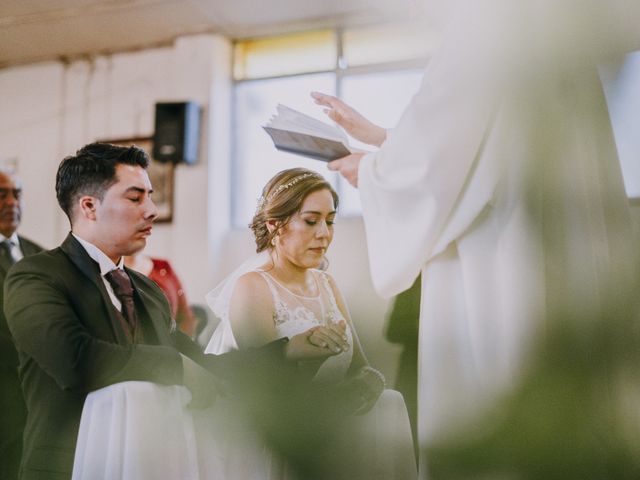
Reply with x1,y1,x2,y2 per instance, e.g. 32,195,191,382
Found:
274,188,335,270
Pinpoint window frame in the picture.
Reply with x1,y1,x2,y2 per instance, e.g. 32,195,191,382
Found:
230,27,428,228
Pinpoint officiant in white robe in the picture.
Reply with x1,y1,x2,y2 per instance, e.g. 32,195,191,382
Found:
318,0,640,476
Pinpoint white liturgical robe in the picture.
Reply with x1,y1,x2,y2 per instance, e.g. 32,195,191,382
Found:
357,0,639,475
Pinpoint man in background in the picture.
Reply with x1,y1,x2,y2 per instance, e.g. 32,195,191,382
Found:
0,169,44,480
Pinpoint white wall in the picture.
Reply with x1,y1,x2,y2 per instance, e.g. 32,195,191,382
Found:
0,34,401,381
0,61,65,248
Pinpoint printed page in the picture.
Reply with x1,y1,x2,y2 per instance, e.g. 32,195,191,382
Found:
265,104,348,143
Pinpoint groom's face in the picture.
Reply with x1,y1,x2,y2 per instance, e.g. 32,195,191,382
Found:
92,164,158,261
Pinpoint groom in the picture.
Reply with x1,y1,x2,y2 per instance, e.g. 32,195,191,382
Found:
4,142,347,480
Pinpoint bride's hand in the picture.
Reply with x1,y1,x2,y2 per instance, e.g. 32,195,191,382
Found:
285,321,349,361
311,92,387,147
308,320,349,352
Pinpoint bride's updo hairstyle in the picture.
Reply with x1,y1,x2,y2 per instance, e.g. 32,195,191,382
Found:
251,168,339,253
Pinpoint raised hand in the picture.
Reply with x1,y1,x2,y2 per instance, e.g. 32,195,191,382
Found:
311,92,387,147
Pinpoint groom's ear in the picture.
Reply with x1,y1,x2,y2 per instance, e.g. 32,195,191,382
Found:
78,195,98,221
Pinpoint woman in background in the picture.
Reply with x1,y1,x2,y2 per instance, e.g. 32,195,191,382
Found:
125,253,198,337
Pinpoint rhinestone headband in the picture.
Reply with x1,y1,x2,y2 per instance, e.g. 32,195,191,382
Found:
256,173,315,212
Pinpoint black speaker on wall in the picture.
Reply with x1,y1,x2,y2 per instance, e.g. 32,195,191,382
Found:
152,101,200,164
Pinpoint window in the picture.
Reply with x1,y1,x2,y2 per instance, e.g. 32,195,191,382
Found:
234,30,337,80
234,73,336,224
232,23,432,227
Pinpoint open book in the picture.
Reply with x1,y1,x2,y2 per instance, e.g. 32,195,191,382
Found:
263,104,351,162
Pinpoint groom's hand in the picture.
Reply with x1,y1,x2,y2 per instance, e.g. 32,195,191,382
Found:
181,354,226,409
284,321,349,361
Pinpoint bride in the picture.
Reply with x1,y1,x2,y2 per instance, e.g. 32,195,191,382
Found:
202,168,417,480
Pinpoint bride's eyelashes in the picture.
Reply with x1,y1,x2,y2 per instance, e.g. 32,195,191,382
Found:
303,218,335,227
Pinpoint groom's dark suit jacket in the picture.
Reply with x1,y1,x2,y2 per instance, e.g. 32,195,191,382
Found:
4,234,288,480
0,236,44,480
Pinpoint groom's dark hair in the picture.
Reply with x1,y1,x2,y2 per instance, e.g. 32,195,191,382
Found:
56,142,149,225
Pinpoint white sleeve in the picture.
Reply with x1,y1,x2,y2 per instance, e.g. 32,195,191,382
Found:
357,3,499,298
357,0,640,299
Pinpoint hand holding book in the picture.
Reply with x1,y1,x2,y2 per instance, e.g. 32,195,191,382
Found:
263,104,353,162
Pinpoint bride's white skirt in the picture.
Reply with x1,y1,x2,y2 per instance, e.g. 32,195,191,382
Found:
72,384,416,480
328,389,417,480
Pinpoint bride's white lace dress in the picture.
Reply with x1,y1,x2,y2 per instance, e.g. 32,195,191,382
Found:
200,268,417,480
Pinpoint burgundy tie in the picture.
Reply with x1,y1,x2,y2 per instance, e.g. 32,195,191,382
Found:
105,268,140,342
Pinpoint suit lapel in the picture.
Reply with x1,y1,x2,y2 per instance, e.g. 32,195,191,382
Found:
0,235,39,281
127,269,173,346
0,236,41,273
0,251,12,274
60,234,131,344
17,236,41,257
